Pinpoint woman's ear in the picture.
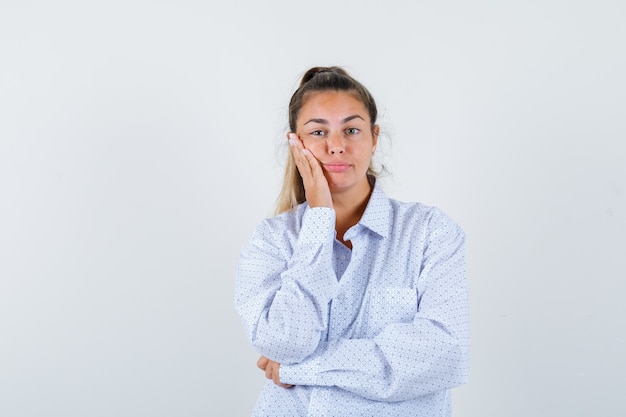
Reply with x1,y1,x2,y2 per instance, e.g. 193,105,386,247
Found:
372,124,380,152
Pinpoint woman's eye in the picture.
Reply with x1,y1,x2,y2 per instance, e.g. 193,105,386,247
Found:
311,130,325,136
346,128,360,135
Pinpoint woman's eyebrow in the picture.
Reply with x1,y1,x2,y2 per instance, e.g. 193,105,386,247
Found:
342,115,365,123
304,118,328,125
303,115,365,125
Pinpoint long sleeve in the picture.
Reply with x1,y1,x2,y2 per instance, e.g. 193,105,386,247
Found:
235,206,341,364
279,209,470,402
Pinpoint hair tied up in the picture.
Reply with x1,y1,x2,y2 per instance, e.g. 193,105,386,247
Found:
290,66,377,132
300,66,348,86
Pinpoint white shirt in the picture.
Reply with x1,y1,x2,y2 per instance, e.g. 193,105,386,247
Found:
235,183,470,417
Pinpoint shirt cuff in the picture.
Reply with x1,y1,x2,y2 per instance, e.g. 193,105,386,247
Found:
280,342,329,386
296,207,336,246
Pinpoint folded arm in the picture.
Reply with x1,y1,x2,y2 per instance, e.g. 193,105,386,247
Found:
280,210,470,401
235,207,339,364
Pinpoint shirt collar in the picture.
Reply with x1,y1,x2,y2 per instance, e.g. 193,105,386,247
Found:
358,180,392,239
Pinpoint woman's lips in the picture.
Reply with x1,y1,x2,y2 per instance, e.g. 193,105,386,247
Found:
323,163,351,173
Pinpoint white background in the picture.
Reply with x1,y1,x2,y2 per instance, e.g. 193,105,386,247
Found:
1,1,624,416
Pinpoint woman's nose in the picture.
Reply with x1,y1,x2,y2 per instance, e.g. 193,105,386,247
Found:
328,132,344,154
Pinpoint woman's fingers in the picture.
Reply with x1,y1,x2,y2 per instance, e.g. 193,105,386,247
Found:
257,356,294,388
268,360,294,388
287,133,332,208
257,356,269,370
288,133,312,178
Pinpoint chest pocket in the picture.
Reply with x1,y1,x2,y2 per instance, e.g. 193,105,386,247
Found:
364,287,418,337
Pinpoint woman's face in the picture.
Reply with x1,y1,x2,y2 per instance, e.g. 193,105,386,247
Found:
295,91,379,195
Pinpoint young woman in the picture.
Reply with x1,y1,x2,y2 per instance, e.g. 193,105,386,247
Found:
235,67,470,417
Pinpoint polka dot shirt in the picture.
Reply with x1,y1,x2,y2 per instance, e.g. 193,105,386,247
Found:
235,184,470,417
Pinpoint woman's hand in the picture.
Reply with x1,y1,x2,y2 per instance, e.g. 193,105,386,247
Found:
288,133,333,208
257,356,294,388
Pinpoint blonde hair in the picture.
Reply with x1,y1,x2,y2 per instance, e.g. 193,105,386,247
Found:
275,66,380,214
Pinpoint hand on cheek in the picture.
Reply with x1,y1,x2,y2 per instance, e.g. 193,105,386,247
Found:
288,133,332,208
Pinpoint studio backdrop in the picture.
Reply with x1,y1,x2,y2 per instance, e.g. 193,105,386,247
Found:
1,1,624,416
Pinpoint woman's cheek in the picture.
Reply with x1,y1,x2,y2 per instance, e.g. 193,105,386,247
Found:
303,142,323,159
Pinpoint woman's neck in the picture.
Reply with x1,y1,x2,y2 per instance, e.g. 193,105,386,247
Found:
332,179,373,245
